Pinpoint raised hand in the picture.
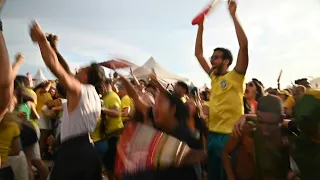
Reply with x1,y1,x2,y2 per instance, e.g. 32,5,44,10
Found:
228,0,237,17
15,53,24,63
30,21,46,43
46,33,59,50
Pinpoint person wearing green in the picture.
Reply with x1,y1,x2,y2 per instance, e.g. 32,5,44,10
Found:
292,89,320,180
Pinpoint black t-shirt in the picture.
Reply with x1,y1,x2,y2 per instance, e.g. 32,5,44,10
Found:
123,107,202,180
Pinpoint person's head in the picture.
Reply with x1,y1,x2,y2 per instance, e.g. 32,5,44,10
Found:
210,47,233,75
200,91,209,101
256,95,283,136
153,91,189,131
145,83,157,97
15,75,30,88
138,79,147,91
117,83,127,98
75,63,106,88
292,85,306,103
174,81,189,97
295,78,310,88
104,78,112,92
245,79,264,101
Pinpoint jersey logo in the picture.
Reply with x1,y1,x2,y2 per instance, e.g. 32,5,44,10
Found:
221,80,227,89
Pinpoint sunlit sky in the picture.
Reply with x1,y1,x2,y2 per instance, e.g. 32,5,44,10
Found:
2,0,320,88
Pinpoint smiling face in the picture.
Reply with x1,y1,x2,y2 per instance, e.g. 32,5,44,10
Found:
210,50,229,76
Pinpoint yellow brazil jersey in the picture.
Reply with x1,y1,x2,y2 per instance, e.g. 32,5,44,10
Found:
283,95,295,109
103,91,124,135
0,119,20,163
209,69,245,134
35,89,52,114
121,95,133,122
91,91,124,142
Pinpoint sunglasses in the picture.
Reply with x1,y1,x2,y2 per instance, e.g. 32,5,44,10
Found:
210,55,224,61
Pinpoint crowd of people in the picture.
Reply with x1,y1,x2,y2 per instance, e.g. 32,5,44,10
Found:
0,0,319,180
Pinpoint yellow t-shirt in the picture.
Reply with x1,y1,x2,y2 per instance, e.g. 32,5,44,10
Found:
91,91,123,141
209,70,245,134
35,89,53,114
121,95,133,122
0,120,20,162
284,95,295,109
103,91,123,134
91,117,103,142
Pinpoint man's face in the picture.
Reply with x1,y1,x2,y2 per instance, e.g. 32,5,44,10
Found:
210,51,228,75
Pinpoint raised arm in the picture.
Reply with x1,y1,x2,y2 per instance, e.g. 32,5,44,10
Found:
12,53,24,79
194,20,211,74
229,0,249,74
47,34,72,75
30,22,81,96
118,75,149,115
0,18,14,117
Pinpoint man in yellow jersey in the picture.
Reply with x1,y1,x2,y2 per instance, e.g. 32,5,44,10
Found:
194,1,248,180
101,79,123,179
117,83,133,125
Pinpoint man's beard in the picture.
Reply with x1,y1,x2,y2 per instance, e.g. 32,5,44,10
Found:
213,64,224,76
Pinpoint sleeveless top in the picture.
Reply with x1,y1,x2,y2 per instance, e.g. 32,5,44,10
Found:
18,103,31,121
60,85,101,142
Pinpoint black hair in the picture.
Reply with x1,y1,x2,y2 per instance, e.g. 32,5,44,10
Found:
163,91,189,124
176,81,189,94
87,63,106,94
200,91,209,101
56,82,67,99
15,75,30,88
105,78,112,85
214,47,233,66
252,78,264,100
139,79,147,86
146,83,156,91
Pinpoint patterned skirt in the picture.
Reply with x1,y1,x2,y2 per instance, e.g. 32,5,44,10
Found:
115,122,191,176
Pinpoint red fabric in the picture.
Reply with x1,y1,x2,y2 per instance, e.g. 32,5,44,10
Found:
251,101,258,113
99,59,132,69
191,6,211,25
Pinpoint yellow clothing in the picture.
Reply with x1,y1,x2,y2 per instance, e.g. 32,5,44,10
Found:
209,70,245,134
284,95,295,109
121,95,133,122
91,91,123,142
203,101,210,107
91,117,103,142
35,89,52,113
0,120,20,163
181,97,187,103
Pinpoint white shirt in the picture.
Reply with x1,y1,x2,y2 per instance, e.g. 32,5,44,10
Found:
60,85,101,142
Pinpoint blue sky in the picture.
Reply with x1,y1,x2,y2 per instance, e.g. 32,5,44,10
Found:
2,0,320,88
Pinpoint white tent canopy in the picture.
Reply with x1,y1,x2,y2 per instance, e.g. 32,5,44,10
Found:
132,57,189,84
33,69,48,87
310,77,320,88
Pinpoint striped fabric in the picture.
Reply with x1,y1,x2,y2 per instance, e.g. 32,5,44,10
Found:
115,122,191,175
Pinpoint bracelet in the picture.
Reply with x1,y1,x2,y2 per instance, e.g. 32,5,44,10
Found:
0,19,2,31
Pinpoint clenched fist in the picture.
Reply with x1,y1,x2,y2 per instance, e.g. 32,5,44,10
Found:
30,21,46,43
